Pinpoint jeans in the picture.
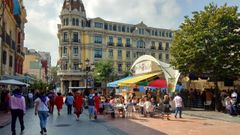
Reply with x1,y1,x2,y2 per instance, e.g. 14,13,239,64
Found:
88,106,95,117
175,107,182,118
11,109,24,133
38,111,48,129
67,104,72,114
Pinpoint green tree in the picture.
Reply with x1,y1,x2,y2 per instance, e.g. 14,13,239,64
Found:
171,3,240,88
49,66,60,89
93,60,114,87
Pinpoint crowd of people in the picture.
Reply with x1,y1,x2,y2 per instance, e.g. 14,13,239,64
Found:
1,86,239,135
179,88,240,115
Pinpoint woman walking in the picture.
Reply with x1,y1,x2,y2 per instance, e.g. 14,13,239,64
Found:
163,94,171,120
94,93,100,115
55,92,64,115
73,91,83,121
65,92,74,114
10,88,26,135
34,91,50,134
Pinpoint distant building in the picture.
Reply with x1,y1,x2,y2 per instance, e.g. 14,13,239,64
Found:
57,0,173,94
23,48,51,82
0,0,27,77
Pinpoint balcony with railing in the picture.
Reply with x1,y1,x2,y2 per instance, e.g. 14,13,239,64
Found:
72,39,81,43
125,44,131,48
57,69,86,76
62,39,69,43
117,43,123,47
108,42,114,46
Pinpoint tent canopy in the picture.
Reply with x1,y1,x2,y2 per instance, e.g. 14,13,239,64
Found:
118,72,160,86
107,76,133,87
0,79,29,86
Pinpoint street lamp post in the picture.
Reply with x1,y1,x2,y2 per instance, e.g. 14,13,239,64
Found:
79,58,94,96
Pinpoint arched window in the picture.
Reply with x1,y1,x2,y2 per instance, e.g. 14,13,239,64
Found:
72,18,75,26
137,40,145,48
76,18,79,26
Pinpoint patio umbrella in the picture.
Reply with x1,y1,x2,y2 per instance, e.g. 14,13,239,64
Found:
0,79,29,86
148,79,167,88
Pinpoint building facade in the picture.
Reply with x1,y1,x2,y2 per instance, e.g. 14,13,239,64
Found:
0,0,27,77
57,0,173,94
23,48,50,82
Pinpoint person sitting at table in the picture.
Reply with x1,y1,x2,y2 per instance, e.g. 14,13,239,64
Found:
143,98,154,117
137,98,145,114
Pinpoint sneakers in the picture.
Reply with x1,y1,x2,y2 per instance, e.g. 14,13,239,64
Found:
43,128,47,133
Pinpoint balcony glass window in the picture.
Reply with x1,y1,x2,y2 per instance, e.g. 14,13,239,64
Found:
127,27,130,33
108,36,113,46
118,26,121,32
94,48,102,58
94,34,102,44
73,64,78,70
66,18,69,26
63,32,68,42
72,18,75,26
151,41,156,49
118,50,122,59
137,40,145,48
169,32,173,38
159,53,162,60
113,25,117,31
9,55,13,67
159,42,163,50
108,49,113,58
73,32,79,42
162,31,165,37
73,47,78,55
2,51,7,65
117,37,122,46
166,54,169,59
166,42,170,50
126,38,131,47
76,18,79,26
118,64,122,72
159,31,162,37
94,22,103,28
126,51,130,58
63,47,67,55
122,26,125,32
109,24,112,30
104,23,108,30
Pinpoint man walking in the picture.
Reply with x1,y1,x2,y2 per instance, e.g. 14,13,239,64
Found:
173,93,183,118
10,88,26,135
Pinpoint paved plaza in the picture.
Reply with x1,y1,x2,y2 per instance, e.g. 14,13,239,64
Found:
0,106,240,135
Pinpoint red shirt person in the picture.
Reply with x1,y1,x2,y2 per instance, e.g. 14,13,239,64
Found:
94,93,100,114
55,92,64,115
73,91,83,120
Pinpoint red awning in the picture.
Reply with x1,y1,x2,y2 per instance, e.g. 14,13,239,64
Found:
148,79,167,88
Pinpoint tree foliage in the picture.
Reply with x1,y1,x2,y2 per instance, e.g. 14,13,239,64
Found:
93,60,114,83
171,3,240,82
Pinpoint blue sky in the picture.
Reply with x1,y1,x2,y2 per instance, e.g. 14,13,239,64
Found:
23,0,240,66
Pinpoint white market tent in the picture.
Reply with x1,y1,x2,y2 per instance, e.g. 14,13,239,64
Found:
0,79,29,86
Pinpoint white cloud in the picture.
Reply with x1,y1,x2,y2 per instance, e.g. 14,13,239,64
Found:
24,0,182,66
83,0,181,28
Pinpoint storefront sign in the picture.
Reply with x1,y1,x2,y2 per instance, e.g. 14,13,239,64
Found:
134,61,152,75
